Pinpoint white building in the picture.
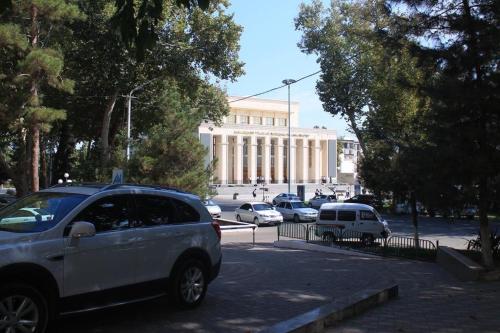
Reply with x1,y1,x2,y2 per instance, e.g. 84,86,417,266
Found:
198,97,338,185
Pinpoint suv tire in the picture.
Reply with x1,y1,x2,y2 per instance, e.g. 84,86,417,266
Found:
0,283,49,333
169,259,208,309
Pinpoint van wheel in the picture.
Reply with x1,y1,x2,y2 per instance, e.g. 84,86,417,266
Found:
294,214,300,223
0,283,49,333
169,259,208,309
322,232,336,242
361,234,375,246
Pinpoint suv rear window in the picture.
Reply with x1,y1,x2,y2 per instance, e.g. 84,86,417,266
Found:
135,195,200,225
320,210,336,221
337,210,356,221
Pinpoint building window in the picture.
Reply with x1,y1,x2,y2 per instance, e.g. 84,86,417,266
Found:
240,115,249,124
253,117,262,125
226,115,236,124
278,118,286,126
265,117,274,126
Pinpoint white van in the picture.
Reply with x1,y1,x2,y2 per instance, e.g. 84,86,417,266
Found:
316,203,390,243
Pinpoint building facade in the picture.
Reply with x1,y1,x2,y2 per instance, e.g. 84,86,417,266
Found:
199,97,337,185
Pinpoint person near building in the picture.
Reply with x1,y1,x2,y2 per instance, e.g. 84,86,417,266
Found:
252,189,257,199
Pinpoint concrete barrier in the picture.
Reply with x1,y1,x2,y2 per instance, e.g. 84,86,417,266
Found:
257,282,398,333
436,246,485,281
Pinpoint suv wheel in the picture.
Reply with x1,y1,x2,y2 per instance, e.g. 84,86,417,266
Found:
169,259,207,308
0,284,48,333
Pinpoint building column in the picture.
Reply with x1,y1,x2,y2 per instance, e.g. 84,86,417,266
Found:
289,138,296,184
302,140,309,184
249,136,258,184
219,135,228,184
235,135,243,184
276,137,284,184
264,136,271,184
314,139,321,183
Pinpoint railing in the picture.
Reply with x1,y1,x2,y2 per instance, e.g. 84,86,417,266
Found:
277,223,438,261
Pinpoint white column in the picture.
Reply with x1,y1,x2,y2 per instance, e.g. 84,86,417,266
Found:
276,137,284,184
264,136,271,183
289,137,296,184
314,139,321,184
220,135,228,184
235,135,243,184
302,140,309,184
249,136,257,184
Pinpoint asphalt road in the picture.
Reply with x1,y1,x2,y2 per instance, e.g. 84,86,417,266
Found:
214,197,500,249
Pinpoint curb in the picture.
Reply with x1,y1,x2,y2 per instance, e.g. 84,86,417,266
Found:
257,282,398,333
274,240,381,258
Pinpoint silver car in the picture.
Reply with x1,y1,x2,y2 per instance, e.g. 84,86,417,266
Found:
272,193,300,206
308,194,337,209
204,199,222,218
275,200,318,223
235,202,283,226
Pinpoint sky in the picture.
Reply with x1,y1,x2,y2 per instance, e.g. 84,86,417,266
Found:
223,0,351,138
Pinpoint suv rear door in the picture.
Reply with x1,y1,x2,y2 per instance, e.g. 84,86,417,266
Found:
132,194,203,283
63,194,138,297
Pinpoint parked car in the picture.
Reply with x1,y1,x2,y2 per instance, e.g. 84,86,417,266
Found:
344,194,383,210
272,193,300,206
235,202,283,226
0,183,222,333
308,194,337,209
203,199,222,219
315,203,390,244
461,205,477,220
275,200,318,223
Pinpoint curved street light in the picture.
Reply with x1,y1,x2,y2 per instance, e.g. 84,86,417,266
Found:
282,79,296,194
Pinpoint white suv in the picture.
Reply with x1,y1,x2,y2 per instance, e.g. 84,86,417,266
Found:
0,184,222,333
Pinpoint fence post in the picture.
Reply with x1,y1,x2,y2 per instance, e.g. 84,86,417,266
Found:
306,225,309,243
277,223,280,241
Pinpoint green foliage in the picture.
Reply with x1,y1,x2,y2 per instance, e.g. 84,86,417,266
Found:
127,83,213,197
0,23,28,50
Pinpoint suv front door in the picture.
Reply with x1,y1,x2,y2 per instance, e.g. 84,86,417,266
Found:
63,195,137,297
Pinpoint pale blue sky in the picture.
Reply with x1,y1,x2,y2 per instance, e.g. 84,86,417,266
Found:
224,0,350,137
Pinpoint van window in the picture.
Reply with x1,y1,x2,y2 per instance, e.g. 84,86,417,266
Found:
360,210,378,221
320,210,336,221
338,210,356,221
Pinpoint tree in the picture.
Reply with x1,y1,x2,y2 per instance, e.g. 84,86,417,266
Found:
295,0,388,152
127,81,216,197
387,0,500,268
0,1,84,194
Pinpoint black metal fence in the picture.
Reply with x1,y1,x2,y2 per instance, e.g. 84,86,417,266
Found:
277,223,438,261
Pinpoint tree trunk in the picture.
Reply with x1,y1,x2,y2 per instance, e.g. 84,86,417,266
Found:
410,191,419,247
347,112,366,153
100,91,119,169
52,124,75,185
29,4,40,192
462,0,494,268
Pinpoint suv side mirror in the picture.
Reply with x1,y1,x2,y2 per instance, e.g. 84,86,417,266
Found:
69,221,96,238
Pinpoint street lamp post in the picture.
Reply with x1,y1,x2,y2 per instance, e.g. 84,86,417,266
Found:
126,78,159,161
282,79,296,195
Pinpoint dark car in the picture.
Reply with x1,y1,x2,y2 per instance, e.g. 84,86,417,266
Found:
344,194,383,210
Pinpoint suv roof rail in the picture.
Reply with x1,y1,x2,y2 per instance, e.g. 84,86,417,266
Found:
99,183,188,194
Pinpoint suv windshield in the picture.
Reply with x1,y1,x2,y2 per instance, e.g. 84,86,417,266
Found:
0,192,88,233
254,204,273,211
291,202,307,209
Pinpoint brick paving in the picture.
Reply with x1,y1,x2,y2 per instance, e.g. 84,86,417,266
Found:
54,242,482,333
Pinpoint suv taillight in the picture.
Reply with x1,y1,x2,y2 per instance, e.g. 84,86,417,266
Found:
212,221,221,241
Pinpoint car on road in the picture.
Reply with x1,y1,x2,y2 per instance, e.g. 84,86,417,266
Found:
316,203,390,245
0,183,222,333
272,193,300,206
308,194,337,209
235,202,283,226
204,199,222,219
275,200,318,223
344,194,383,210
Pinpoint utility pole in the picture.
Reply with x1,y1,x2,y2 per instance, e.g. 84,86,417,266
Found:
282,79,296,194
